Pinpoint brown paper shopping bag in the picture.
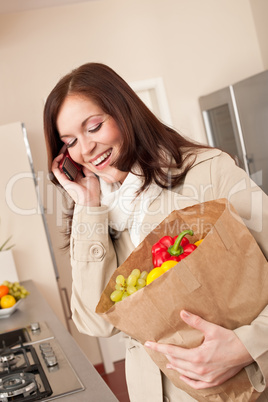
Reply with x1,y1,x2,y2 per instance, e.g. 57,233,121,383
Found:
96,199,268,401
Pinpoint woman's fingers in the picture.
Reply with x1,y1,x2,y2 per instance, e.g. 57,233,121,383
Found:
145,309,253,389
51,155,100,206
180,310,217,336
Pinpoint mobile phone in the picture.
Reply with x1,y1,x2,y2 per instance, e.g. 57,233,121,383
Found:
59,149,81,181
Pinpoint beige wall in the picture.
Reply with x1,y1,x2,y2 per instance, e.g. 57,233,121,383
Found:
0,0,264,162
0,0,265,365
250,0,268,68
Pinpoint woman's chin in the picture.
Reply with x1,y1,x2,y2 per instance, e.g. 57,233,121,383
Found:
97,168,128,184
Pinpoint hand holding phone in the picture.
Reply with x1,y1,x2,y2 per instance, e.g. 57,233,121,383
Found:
59,149,81,181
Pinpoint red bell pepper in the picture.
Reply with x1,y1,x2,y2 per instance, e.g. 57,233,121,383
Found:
152,230,197,267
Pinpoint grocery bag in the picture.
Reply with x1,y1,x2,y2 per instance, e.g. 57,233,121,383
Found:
96,199,268,401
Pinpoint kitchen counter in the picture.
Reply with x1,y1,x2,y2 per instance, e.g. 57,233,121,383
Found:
0,280,118,402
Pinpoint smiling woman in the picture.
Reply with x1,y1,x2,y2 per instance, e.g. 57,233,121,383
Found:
43,62,268,402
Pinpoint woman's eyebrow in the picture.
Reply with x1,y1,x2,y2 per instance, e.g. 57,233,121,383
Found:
59,114,104,138
59,133,72,139
81,114,103,128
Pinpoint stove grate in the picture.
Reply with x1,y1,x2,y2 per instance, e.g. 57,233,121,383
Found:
0,344,52,401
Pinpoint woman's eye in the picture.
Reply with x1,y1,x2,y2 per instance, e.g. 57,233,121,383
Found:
88,122,103,133
67,138,77,148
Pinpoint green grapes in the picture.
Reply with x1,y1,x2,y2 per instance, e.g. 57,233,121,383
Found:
2,281,30,301
131,269,140,277
126,274,137,287
140,271,148,280
116,275,125,286
110,269,148,303
126,285,137,295
136,278,146,289
110,290,123,302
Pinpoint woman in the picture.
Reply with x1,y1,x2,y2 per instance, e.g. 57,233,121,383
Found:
44,63,268,401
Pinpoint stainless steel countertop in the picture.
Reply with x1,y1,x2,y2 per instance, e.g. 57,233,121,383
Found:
0,280,118,402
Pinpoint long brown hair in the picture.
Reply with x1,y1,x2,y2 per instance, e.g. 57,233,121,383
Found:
44,63,207,188
44,63,208,241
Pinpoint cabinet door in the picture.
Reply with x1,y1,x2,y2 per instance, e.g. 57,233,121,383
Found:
199,87,247,171
45,211,104,367
0,122,65,323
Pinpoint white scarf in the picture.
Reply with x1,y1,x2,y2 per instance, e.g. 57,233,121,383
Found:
100,172,162,247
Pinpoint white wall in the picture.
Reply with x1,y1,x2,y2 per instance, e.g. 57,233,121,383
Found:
0,0,265,365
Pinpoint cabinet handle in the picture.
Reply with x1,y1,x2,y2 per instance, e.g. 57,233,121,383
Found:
61,287,72,320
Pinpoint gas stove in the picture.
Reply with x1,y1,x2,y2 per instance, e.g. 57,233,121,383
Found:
0,322,84,401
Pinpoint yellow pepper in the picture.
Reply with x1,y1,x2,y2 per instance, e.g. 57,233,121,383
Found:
194,239,204,247
146,260,179,285
160,260,178,272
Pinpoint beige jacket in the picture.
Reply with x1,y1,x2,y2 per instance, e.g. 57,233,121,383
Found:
70,149,268,401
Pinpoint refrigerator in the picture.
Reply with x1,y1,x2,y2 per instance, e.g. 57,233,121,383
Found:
199,70,268,195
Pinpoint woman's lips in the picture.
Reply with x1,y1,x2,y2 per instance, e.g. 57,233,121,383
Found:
91,149,112,167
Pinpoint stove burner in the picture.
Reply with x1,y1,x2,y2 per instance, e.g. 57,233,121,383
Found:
0,353,20,373
0,343,52,401
0,372,37,398
0,323,84,401
0,346,27,375
0,354,16,364
0,354,18,369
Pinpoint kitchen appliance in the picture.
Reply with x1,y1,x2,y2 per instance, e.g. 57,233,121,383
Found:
199,70,268,195
0,322,84,401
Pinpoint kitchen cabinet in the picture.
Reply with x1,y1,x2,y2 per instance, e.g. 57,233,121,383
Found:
0,122,65,324
0,121,105,367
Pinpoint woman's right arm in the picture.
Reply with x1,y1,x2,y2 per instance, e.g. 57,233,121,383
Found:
70,203,119,338
52,154,119,337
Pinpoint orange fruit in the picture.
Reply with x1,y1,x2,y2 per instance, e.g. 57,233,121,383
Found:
1,294,16,309
146,267,165,285
0,285,9,299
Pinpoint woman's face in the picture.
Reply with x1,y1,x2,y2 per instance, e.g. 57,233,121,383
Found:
56,94,128,184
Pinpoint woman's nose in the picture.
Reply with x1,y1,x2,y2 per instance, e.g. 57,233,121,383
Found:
80,137,96,160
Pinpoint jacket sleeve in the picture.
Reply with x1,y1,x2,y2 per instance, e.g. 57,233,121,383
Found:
210,152,268,259
70,203,119,338
211,152,268,391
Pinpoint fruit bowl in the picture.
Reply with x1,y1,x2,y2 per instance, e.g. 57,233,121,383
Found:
0,299,23,319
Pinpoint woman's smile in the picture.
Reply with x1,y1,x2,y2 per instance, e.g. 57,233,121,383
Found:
90,148,112,168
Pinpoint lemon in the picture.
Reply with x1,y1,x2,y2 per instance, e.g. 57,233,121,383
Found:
146,267,165,285
1,294,16,309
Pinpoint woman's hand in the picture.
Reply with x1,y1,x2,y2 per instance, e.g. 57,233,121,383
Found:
52,154,100,207
145,310,253,389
